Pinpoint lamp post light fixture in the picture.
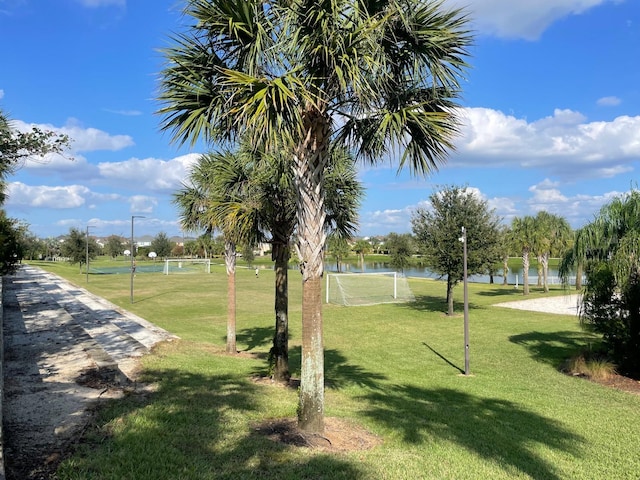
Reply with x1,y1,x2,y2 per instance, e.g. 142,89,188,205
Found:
130,215,145,303
85,225,94,283
458,226,470,375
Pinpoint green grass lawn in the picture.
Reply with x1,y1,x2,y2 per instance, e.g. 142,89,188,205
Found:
28,259,640,479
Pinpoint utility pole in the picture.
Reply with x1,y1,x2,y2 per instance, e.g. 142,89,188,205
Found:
462,226,470,375
85,225,94,283
130,215,145,303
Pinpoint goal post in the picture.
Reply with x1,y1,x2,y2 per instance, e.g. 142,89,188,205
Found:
163,258,211,275
325,271,415,306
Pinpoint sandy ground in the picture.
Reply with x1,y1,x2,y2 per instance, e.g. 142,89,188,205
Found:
493,294,582,316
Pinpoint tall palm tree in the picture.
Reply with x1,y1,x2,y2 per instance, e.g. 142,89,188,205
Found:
533,211,572,293
176,141,362,381
511,216,536,295
158,0,472,433
173,150,247,354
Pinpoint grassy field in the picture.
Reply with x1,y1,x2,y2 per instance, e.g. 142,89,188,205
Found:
27,259,640,479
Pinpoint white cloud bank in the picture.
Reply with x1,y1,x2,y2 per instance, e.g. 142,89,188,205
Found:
98,153,201,192
456,107,640,179
447,0,620,40
12,118,134,153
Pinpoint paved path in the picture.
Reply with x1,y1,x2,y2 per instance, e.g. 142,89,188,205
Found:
2,265,177,479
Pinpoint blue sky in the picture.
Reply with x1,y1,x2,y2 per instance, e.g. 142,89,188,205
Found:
1,0,639,239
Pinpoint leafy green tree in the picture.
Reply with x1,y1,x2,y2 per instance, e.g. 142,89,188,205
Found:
151,232,174,260
412,186,501,315
385,232,415,274
171,244,185,257
1,109,71,202
60,227,99,273
105,235,125,259
158,0,471,433
13,223,45,261
240,242,255,266
184,239,199,257
0,212,24,274
0,109,71,270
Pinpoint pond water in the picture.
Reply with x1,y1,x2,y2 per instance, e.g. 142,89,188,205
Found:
324,261,582,286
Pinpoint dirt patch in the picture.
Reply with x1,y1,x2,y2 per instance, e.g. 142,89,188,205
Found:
254,417,382,452
4,369,128,480
570,371,640,395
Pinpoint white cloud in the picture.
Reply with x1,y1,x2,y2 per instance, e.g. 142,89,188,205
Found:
0,89,4,99
104,108,143,116
456,107,640,179
6,182,89,208
98,153,201,192
5,182,125,209
11,118,134,153
76,0,125,7
597,96,622,106
447,0,616,40
524,180,622,226
129,195,157,214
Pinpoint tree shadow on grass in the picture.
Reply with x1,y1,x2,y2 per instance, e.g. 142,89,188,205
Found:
247,344,387,391
237,325,274,352
404,294,481,315
509,330,598,367
62,368,366,479
360,385,584,480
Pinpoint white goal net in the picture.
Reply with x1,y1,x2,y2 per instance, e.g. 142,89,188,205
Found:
325,272,415,306
163,258,211,275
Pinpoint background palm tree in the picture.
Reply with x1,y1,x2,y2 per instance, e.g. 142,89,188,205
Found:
158,0,472,433
510,216,536,295
533,211,572,293
175,140,362,381
173,150,248,354
566,190,640,377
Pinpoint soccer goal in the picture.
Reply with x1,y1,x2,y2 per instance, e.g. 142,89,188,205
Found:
325,271,415,306
163,258,211,275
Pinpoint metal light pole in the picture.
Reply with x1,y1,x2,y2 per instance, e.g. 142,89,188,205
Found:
85,225,94,283
131,215,145,303
461,226,470,375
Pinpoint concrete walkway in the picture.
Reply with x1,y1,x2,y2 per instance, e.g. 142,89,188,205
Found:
1,265,177,479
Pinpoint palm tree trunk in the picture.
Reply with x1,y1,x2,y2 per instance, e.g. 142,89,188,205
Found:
523,249,530,296
294,110,328,435
542,252,549,293
536,255,543,286
225,240,237,354
271,240,290,382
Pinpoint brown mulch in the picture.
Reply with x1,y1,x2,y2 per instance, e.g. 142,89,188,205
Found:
586,372,640,395
253,417,382,452
250,375,382,452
